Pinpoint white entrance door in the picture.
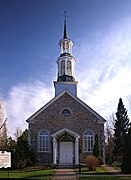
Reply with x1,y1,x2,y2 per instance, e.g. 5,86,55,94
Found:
60,142,73,164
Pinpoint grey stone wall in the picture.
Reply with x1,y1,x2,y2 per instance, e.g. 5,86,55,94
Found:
29,92,104,164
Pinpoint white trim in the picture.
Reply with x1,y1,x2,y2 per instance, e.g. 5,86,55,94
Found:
52,128,80,165
53,136,57,164
54,81,78,85
26,91,68,122
37,129,50,153
83,130,94,153
57,55,76,64
60,142,73,164
60,108,72,116
51,128,80,138
26,90,106,123
75,137,79,164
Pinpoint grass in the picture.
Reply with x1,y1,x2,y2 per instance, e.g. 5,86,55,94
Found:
111,164,121,171
0,166,54,179
75,165,108,174
79,177,131,180
0,165,130,179
78,165,131,180
113,166,121,171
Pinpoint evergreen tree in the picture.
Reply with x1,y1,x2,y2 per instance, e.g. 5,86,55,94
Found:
8,129,36,169
121,126,131,173
93,134,101,159
114,98,130,158
14,129,36,168
7,137,17,168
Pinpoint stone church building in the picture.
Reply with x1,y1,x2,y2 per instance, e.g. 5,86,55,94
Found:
26,19,106,166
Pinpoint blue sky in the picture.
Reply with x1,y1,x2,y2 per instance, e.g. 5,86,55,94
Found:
0,0,131,137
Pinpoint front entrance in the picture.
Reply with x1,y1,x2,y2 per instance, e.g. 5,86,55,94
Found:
52,128,79,165
60,142,73,164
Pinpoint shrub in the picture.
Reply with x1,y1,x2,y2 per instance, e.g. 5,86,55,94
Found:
84,155,99,171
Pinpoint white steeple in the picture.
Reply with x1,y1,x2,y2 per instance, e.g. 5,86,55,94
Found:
54,12,78,96
57,12,75,80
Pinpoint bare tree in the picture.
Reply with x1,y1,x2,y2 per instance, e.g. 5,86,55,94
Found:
0,101,8,151
127,96,131,118
0,100,5,129
14,127,22,140
0,118,8,151
105,113,115,163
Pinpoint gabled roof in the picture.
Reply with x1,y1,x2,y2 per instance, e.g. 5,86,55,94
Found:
26,89,106,123
51,128,80,138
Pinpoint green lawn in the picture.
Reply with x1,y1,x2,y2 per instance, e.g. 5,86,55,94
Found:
0,165,130,180
79,177,131,180
75,166,108,174
112,166,121,171
78,166,131,180
0,167,54,179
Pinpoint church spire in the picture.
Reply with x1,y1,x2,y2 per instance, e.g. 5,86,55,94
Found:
54,13,78,97
59,12,73,55
57,13,75,80
63,11,68,39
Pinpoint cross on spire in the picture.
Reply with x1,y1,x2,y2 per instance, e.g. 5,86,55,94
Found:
63,11,68,39
64,11,67,21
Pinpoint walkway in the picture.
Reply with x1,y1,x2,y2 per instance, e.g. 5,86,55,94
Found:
51,169,78,180
104,165,122,175
51,166,131,179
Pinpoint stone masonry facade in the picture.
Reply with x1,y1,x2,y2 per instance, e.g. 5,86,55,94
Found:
28,92,104,164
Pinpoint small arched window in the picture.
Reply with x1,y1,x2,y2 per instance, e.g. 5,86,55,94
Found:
38,130,49,152
83,131,94,152
61,109,71,116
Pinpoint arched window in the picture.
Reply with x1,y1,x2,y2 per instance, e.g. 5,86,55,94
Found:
84,131,94,152
61,60,65,75
38,130,49,152
67,60,71,75
61,108,71,116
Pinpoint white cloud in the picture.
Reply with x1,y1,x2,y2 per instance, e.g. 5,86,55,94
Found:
75,17,131,119
5,81,53,137
3,17,131,137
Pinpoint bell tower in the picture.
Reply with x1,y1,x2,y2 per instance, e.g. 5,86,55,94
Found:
54,12,78,96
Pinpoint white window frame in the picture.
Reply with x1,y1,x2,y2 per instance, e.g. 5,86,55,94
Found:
83,130,94,152
60,108,72,116
38,130,49,152
67,60,72,76
61,60,65,76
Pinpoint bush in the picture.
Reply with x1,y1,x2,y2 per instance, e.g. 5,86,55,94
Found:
84,155,99,171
